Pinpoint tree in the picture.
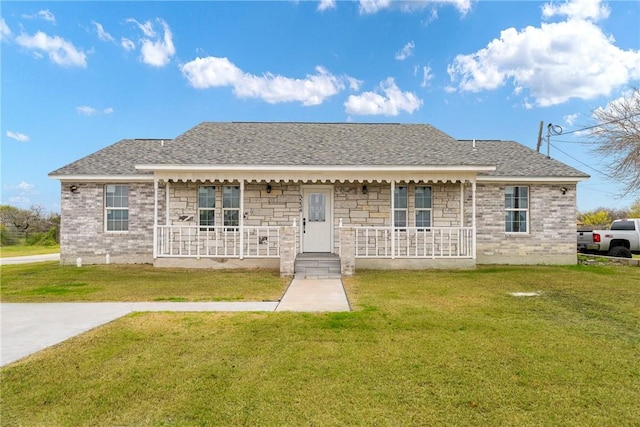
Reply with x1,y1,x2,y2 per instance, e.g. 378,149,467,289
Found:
630,199,640,218
590,88,640,197
579,210,612,229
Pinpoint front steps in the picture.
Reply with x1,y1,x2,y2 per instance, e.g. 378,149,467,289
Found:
295,253,341,279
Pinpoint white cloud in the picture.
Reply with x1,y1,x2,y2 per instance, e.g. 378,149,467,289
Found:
395,41,415,61
15,181,35,191
9,196,32,208
447,14,640,107
564,113,579,126
76,106,98,115
1,18,12,41
76,106,113,115
121,37,135,51
6,131,30,142
359,0,472,15
421,66,434,87
181,57,347,106
127,18,175,67
344,77,423,116
22,10,56,23
93,21,114,42
15,31,87,67
318,0,336,11
542,0,610,21
359,0,392,14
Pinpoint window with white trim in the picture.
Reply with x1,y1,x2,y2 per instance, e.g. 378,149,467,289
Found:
223,186,240,227
105,185,129,231
505,186,528,233
394,186,407,228
198,186,216,228
415,186,432,229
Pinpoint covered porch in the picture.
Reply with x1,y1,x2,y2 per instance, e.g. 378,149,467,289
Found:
140,164,495,275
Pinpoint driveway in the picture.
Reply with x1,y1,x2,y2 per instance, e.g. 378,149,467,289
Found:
0,253,60,265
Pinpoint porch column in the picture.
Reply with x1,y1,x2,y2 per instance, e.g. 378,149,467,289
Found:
239,180,245,260
460,182,464,227
153,178,158,259
390,180,395,259
165,180,170,226
472,180,477,260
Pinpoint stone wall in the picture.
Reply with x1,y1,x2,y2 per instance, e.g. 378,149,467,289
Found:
60,182,165,264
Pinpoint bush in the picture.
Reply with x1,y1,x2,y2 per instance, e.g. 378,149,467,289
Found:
1,224,18,246
26,228,58,246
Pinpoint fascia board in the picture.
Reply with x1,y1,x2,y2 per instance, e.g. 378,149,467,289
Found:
477,176,590,183
49,175,154,182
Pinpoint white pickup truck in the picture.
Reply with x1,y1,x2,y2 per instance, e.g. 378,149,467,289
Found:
577,218,640,258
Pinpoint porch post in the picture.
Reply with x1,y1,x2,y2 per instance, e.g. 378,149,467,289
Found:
165,180,170,226
153,178,158,259
390,179,395,259
460,182,464,227
472,180,477,260
239,180,245,260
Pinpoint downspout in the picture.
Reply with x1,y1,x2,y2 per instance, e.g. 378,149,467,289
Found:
390,180,395,259
239,180,245,260
460,181,464,258
153,178,158,259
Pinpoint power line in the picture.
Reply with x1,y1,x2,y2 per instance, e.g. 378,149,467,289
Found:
559,111,640,136
549,142,614,179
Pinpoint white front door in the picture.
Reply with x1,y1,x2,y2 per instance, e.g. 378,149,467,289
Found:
302,186,332,253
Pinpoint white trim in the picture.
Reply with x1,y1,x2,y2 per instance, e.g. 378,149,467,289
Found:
51,175,153,182
153,179,158,259
239,181,244,260
136,164,496,173
477,176,588,183
472,181,477,260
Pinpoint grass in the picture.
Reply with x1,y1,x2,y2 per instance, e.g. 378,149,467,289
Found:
0,262,288,302
2,265,640,425
0,244,60,257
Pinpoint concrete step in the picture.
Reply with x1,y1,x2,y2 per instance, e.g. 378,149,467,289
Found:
294,254,341,279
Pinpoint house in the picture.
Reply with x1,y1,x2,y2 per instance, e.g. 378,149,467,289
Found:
49,122,589,276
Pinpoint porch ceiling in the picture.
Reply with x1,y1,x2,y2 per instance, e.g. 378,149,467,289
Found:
136,164,496,184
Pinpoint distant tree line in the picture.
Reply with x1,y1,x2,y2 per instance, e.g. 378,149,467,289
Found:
0,205,60,246
578,199,640,230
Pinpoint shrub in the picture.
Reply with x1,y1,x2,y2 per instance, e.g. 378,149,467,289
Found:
26,228,58,246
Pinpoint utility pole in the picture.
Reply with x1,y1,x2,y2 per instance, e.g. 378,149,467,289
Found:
536,121,543,152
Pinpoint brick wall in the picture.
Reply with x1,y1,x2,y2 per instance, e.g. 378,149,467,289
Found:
474,183,577,264
60,182,165,264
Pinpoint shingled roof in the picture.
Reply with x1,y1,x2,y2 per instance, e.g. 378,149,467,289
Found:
49,122,589,180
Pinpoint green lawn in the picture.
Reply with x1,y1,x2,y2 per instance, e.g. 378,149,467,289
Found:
0,244,60,258
2,265,640,425
0,262,287,302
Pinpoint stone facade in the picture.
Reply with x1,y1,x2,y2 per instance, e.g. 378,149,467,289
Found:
59,180,578,268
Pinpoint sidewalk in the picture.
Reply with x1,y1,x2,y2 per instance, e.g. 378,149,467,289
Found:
0,278,350,366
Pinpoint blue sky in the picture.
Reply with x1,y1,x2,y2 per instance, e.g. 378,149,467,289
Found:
1,0,639,214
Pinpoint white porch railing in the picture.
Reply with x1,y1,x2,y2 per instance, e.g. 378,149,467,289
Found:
156,225,280,258
354,227,473,258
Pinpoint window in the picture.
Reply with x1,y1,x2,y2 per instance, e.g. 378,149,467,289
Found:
105,185,129,231
198,186,216,228
415,186,432,229
505,186,528,233
223,186,240,227
394,186,407,228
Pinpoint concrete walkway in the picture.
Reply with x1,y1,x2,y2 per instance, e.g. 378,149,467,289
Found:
0,278,350,366
276,278,350,312
0,253,60,265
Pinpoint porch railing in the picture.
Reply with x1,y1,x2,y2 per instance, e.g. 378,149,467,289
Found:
156,225,280,258
354,227,473,258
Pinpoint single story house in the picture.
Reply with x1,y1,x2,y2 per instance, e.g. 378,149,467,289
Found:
49,122,589,276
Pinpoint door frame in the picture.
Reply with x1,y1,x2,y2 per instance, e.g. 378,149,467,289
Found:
300,184,334,253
